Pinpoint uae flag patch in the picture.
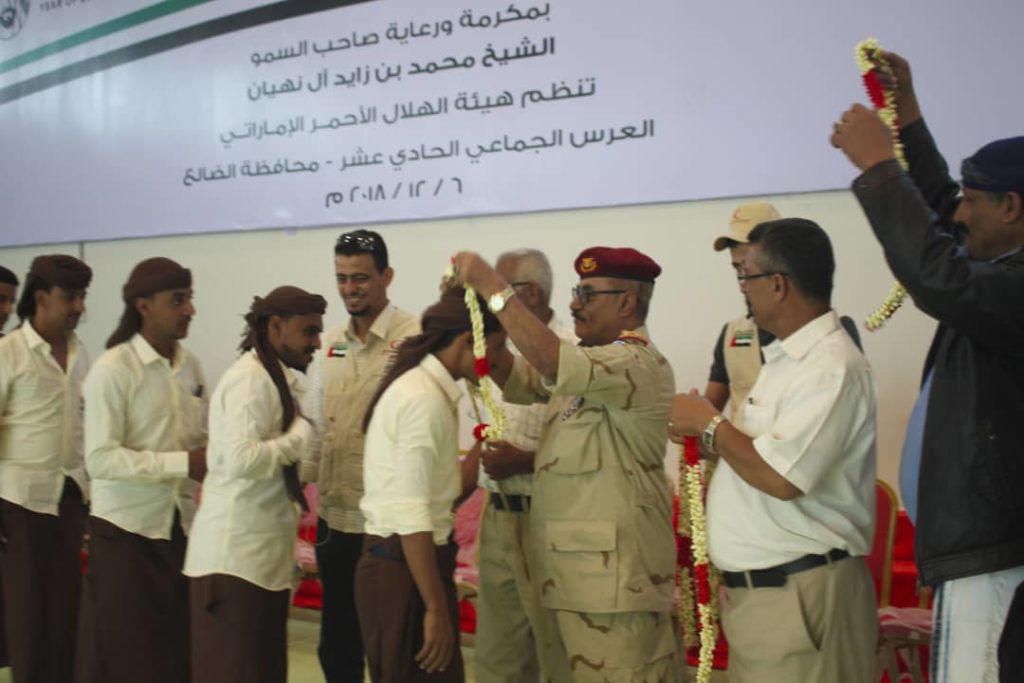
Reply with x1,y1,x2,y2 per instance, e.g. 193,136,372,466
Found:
730,331,754,347
327,343,348,358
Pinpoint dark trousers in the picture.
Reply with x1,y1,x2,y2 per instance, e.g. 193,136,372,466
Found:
74,513,189,683
354,534,464,683
190,574,290,683
0,478,85,683
314,520,365,682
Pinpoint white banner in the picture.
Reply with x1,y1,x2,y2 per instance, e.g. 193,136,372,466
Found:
1,0,1020,246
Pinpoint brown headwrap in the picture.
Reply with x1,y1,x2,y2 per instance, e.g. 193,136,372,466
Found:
241,285,327,512
106,257,193,349
17,254,92,322
362,287,501,432
28,254,92,290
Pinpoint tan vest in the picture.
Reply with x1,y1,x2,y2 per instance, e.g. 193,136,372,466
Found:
318,307,419,532
722,316,763,419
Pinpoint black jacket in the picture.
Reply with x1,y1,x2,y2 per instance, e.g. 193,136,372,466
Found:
852,120,1024,586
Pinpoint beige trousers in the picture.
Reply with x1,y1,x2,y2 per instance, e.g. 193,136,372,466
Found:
721,556,878,683
475,501,550,682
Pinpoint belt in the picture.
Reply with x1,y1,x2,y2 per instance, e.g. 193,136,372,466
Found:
489,492,531,513
722,549,850,589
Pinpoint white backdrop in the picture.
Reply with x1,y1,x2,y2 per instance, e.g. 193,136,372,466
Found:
1,0,1021,246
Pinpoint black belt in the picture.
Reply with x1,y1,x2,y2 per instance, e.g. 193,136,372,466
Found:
722,549,850,589
489,492,531,513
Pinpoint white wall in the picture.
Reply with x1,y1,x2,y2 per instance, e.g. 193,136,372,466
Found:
0,190,934,497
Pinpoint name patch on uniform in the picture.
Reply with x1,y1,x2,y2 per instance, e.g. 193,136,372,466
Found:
327,343,348,358
730,331,754,347
561,396,584,421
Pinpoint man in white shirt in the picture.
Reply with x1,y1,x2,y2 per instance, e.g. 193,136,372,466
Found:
670,218,878,682
468,248,575,683
305,229,419,682
0,265,17,335
356,289,505,682
0,264,18,668
185,286,325,683
0,254,92,683
75,257,206,683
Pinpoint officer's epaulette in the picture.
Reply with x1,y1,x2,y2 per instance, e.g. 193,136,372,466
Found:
614,330,649,346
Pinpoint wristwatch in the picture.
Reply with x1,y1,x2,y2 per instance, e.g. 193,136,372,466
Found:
488,286,517,314
702,414,725,455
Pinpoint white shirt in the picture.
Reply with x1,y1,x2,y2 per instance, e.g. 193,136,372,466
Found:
707,311,877,572
478,314,576,495
0,323,89,514
85,334,207,539
184,350,314,591
361,353,462,545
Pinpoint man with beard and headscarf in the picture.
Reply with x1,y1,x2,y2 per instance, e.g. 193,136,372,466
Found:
355,288,505,682
305,229,419,682
0,264,17,335
75,257,207,683
184,286,325,683
0,254,92,683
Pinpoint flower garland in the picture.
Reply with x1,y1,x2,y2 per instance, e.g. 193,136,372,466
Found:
463,285,506,441
679,435,717,682
444,261,506,441
856,38,909,332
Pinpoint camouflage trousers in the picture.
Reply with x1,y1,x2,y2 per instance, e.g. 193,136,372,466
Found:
540,608,687,683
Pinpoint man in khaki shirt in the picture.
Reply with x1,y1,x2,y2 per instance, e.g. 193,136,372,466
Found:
306,229,419,682
450,246,682,682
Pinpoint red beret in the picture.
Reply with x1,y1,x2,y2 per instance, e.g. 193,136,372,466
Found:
574,247,661,283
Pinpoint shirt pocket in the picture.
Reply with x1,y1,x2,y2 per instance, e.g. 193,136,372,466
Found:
538,408,603,475
738,401,774,438
543,519,618,610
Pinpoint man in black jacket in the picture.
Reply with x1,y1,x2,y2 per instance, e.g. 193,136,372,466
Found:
832,52,1024,683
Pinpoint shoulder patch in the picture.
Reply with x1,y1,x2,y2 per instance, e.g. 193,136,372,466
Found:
614,331,649,346
327,343,348,358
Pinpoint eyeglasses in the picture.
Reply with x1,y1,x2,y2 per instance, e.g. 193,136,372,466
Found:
571,285,627,305
736,271,785,284
336,232,380,252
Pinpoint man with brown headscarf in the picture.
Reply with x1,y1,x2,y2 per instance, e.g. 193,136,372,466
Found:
184,286,326,683
0,254,92,683
356,288,505,683
75,257,207,683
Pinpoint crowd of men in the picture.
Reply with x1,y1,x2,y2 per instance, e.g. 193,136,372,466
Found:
0,50,1021,683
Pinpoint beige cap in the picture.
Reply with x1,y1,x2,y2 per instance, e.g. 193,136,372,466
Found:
712,201,782,251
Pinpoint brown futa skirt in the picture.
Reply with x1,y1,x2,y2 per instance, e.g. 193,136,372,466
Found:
74,513,189,683
354,534,464,683
190,573,291,683
0,478,85,683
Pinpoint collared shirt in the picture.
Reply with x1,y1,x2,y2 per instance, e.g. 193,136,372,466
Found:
304,303,419,532
0,323,89,515
361,353,462,545
478,314,576,495
184,350,314,591
707,311,877,572
85,334,206,539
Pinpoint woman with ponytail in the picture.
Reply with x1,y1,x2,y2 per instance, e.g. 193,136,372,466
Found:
355,288,506,682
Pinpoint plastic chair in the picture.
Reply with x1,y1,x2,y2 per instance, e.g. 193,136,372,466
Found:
872,481,931,682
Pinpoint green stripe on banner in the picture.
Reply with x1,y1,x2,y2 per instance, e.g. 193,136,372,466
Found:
0,0,374,105
0,0,215,75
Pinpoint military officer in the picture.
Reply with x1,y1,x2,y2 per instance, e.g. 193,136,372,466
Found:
450,246,683,682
